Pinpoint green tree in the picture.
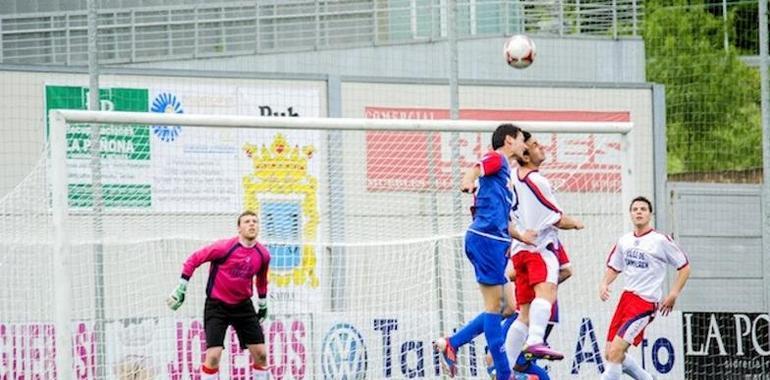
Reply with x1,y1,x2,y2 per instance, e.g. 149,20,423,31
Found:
644,0,762,174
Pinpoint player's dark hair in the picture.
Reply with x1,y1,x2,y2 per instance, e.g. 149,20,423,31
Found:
491,123,523,150
515,131,533,166
237,210,258,226
629,196,653,213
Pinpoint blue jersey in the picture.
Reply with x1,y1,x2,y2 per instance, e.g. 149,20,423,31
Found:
468,151,513,241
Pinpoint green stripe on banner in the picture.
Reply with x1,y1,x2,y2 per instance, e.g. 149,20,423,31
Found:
68,184,152,208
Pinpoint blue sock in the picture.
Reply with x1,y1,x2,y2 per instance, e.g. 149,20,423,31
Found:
516,353,529,368
501,313,518,336
523,361,550,380
448,313,485,349
483,312,510,380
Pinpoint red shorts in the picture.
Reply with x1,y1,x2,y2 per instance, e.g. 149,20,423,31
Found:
606,291,657,346
511,249,559,305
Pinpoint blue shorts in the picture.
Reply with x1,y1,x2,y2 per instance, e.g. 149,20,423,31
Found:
464,231,509,285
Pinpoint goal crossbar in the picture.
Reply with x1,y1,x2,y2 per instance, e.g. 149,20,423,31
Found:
50,109,634,134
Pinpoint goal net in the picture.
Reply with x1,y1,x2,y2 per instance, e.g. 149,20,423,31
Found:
0,109,632,379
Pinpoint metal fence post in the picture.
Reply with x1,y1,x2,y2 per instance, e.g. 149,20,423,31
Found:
757,0,770,314
612,0,618,39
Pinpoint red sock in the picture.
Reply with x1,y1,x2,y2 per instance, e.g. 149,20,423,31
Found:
201,365,218,374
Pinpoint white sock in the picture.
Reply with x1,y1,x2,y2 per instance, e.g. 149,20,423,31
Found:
524,298,551,347
504,320,528,366
623,355,653,380
201,365,219,380
601,362,622,380
252,365,269,380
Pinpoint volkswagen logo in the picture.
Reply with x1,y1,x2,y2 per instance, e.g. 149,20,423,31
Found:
321,323,368,379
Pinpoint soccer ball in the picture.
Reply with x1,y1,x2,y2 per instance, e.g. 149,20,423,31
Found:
504,35,536,69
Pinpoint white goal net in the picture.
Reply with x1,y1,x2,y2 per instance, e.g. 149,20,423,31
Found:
0,109,633,379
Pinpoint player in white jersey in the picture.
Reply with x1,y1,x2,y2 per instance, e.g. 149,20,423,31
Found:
505,132,584,363
599,196,691,380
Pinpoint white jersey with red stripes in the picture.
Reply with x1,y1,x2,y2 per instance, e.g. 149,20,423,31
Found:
510,169,562,255
606,229,690,303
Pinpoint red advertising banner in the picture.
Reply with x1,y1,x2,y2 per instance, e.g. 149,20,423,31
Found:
365,107,630,192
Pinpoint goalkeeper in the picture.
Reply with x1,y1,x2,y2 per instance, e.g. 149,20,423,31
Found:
166,210,271,380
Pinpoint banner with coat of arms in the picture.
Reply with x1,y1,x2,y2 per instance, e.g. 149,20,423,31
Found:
44,83,324,296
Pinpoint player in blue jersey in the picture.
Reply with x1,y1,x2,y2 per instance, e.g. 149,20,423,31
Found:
452,123,534,380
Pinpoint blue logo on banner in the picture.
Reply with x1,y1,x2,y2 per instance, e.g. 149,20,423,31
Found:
151,92,183,142
262,201,302,271
321,323,368,379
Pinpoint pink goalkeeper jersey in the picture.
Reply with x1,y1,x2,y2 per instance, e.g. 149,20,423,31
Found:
181,236,270,305
606,229,689,303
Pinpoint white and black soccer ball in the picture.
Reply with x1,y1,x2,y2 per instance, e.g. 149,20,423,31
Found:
504,34,536,69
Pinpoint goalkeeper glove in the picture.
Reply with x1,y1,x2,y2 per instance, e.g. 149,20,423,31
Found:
166,278,188,311
257,297,268,323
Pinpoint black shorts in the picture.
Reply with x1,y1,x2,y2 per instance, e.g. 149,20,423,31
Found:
204,298,264,349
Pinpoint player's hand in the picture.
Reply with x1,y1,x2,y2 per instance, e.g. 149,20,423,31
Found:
573,219,585,230
460,177,476,193
599,283,610,302
519,229,537,245
166,279,188,311
659,292,678,316
257,297,268,323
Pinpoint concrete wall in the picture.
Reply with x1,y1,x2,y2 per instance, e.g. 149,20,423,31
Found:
668,182,766,313
129,36,646,84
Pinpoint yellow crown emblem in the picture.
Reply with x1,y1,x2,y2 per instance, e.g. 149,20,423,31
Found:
242,133,319,288
244,133,314,182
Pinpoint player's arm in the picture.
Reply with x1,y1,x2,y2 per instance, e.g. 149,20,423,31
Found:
659,264,690,316
508,223,537,245
528,173,581,230
255,250,271,322
599,268,619,302
461,165,481,193
600,243,623,301
555,214,584,230
659,235,691,316
166,241,223,311
558,266,573,284
462,152,503,192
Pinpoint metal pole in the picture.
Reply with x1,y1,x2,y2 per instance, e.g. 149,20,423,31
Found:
326,76,346,312
87,0,107,378
447,0,461,234
652,84,668,233
723,0,729,52
447,0,467,374
612,0,618,39
757,0,770,313
51,111,74,380
557,0,564,37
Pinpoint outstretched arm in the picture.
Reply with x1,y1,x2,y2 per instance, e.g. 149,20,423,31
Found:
167,241,224,311
556,214,584,230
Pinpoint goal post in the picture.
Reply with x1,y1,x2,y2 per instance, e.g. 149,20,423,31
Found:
42,109,633,380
